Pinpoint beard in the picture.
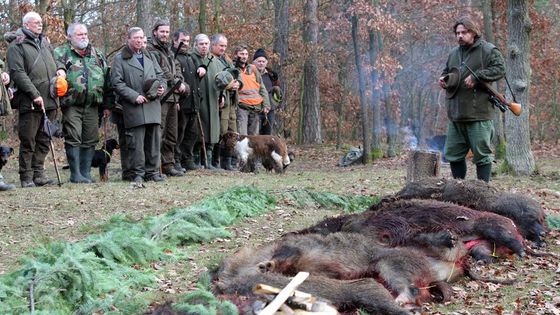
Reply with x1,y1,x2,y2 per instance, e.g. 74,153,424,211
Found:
72,38,89,50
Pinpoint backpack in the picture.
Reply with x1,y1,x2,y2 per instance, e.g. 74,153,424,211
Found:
337,147,363,167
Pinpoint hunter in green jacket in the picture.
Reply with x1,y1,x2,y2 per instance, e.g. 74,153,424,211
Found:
438,16,505,182
6,12,65,187
53,23,110,183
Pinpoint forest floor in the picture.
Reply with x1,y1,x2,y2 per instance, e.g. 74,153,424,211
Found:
0,139,559,314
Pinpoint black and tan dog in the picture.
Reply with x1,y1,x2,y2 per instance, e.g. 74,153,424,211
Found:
0,146,14,172
221,131,293,173
92,139,119,181
0,146,16,191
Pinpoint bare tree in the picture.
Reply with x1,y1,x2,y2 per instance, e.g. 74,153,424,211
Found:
505,0,535,175
368,30,383,157
352,15,370,163
272,0,289,136
136,0,153,33
198,0,207,34
302,0,321,144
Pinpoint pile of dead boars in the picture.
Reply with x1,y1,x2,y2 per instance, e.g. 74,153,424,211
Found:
160,178,551,315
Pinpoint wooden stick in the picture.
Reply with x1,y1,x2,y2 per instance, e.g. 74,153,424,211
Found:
258,272,309,315
254,284,313,299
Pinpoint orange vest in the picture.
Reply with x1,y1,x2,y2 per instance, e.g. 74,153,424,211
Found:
238,64,264,106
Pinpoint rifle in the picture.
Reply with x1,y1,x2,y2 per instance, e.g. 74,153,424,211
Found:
160,79,183,104
462,63,522,116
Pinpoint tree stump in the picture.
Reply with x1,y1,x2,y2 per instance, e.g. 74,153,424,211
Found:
406,150,441,183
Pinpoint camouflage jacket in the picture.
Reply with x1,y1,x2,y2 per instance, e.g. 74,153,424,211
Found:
54,42,110,107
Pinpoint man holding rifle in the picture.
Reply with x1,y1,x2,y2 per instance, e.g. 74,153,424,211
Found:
438,16,505,182
146,18,188,177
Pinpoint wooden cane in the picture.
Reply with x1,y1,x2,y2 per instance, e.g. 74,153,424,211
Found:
196,112,208,169
102,116,110,181
42,107,62,186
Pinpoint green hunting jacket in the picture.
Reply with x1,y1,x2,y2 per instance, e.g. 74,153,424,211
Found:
441,38,505,122
6,28,59,113
146,37,183,104
54,42,110,108
173,48,200,114
190,50,220,144
111,46,166,129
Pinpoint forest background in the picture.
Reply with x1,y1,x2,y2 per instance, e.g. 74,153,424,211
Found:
0,0,559,172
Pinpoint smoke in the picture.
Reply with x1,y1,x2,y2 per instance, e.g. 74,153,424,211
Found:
400,126,418,151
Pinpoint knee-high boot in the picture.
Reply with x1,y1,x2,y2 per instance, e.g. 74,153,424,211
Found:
450,160,467,179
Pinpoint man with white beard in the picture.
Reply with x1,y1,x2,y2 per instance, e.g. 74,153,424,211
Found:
54,23,110,183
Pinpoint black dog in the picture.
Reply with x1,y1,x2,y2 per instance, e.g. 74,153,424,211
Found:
92,139,119,181
0,146,14,172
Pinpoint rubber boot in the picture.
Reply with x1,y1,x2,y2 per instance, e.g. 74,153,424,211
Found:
205,147,218,170
450,160,467,179
476,163,492,182
223,157,235,171
184,158,201,171
79,146,96,183
212,144,221,169
66,145,91,183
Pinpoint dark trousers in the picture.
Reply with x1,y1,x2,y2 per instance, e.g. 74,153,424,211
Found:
176,109,200,164
61,105,99,147
260,109,275,135
18,109,56,180
111,112,132,180
160,102,179,170
126,123,161,179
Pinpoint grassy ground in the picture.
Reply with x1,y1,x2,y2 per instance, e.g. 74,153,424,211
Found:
1,142,559,314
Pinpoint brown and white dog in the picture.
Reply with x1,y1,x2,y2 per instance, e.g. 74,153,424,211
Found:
222,131,293,173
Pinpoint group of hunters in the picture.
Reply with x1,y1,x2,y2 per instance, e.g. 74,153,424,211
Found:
0,12,282,190
0,12,504,191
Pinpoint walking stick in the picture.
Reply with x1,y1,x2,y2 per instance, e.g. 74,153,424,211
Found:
42,107,62,186
102,116,110,181
196,112,208,169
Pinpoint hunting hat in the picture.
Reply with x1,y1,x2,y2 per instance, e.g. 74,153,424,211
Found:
253,48,267,61
215,70,235,90
143,78,162,100
49,76,68,98
443,67,461,99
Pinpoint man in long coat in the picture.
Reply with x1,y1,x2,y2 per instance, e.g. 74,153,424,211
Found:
6,11,66,187
190,34,222,169
111,27,167,183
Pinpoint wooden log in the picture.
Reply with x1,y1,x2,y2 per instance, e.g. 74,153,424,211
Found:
406,150,441,183
258,272,309,315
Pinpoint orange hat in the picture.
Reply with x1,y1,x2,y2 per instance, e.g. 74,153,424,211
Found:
50,76,68,98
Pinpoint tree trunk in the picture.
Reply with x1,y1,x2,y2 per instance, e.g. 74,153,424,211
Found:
351,16,370,163
198,0,207,34
272,0,289,137
212,0,223,34
505,0,535,175
482,0,505,154
368,30,383,155
136,0,152,33
302,0,321,144
383,82,398,157
61,0,75,30
406,150,441,183
336,59,350,150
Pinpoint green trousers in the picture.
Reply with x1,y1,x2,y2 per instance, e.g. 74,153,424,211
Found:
444,120,494,165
